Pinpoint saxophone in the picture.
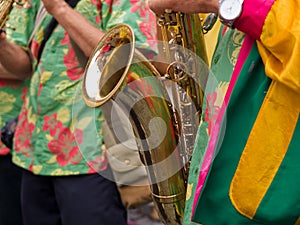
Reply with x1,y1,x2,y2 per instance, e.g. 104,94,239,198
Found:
0,0,30,30
82,11,210,225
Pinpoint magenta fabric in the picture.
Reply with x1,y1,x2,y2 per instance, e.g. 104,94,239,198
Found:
191,35,255,216
234,0,275,40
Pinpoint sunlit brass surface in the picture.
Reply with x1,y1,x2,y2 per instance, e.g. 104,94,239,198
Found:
82,18,209,224
155,11,210,224
0,0,14,30
0,0,29,30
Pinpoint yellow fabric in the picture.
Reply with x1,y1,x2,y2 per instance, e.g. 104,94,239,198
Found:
258,0,300,94
230,0,300,219
230,81,300,219
200,14,221,66
295,217,300,225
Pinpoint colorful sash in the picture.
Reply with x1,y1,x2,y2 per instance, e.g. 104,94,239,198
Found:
185,30,300,225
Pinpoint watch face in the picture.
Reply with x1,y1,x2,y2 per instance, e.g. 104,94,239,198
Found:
219,0,242,20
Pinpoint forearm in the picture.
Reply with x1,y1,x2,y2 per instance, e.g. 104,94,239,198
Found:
150,0,300,94
0,39,32,78
148,0,219,15
43,1,105,57
0,62,29,80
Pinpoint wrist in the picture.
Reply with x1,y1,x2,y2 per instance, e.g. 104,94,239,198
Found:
210,0,220,14
45,1,69,18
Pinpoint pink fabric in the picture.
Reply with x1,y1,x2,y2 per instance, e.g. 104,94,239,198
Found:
0,147,10,155
0,145,10,155
234,0,275,40
191,36,255,216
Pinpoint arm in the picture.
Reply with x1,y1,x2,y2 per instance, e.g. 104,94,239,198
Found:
41,0,105,58
149,0,300,93
148,0,219,15
0,36,32,78
0,62,29,80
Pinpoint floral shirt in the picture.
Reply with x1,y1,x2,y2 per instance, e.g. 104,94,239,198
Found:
0,8,29,156
9,0,157,176
0,79,28,156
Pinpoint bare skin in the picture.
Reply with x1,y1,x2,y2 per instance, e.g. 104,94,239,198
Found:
0,31,32,78
41,0,105,57
0,62,28,80
149,0,219,75
148,0,219,15
0,0,106,79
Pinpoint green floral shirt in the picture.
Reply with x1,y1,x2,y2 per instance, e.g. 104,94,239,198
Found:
0,8,30,156
9,0,157,175
0,79,28,155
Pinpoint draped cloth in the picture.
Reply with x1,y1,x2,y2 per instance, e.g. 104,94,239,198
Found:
184,0,300,223
188,33,300,225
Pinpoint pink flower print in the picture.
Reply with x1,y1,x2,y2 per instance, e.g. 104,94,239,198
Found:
28,164,33,172
30,39,40,59
48,127,83,166
103,0,113,4
87,156,108,173
91,0,104,17
204,92,220,136
37,82,43,96
21,87,27,101
139,19,157,50
101,0,114,13
61,33,68,45
94,14,101,25
73,128,83,145
0,146,10,155
130,0,147,18
14,110,34,157
62,33,84,81
0,79,23,88
0,79,7,87
42,114,63,137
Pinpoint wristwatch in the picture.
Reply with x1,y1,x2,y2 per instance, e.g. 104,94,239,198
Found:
219,0,244,28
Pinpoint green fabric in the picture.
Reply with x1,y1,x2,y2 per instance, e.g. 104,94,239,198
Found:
186,29,300,225
0,7,30,155
254,119,300,224
99,0,157,50
0,80,29,154
8,0,156,175
191,42,269,225
183,28,244,225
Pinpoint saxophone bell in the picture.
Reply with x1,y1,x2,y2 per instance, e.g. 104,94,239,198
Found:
82,24,187,225
82,10,211,224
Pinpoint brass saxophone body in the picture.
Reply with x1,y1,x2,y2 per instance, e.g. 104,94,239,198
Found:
157,11,209,178
0,0,14,30
82,10,209,225
0,0,30,30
